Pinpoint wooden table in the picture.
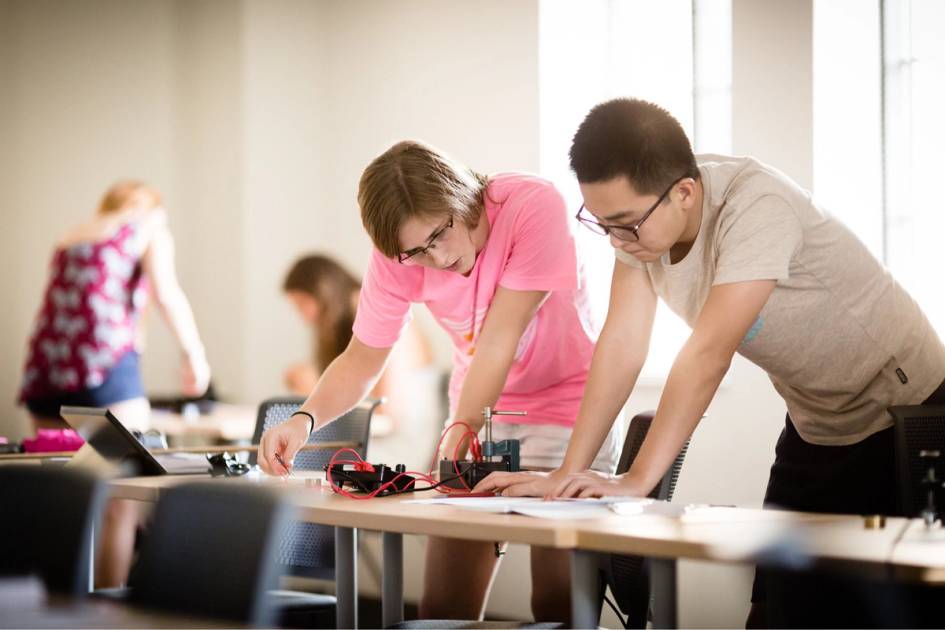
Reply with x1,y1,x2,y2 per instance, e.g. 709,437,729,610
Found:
573,507,922,627
107,474,945,629
888,518,945,582
109,474,583,628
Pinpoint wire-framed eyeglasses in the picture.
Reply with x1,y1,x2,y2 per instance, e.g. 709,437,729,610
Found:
576,176,687,242
398,215,454,264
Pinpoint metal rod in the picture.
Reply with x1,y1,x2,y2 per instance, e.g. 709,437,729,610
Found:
569,549,600,628
335,526,359,629
651,558,678,629
382,532,404,627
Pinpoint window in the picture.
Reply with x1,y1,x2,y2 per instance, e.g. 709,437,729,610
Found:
883,0,945,333
539,0,731,379
814,0,945,335
812,0,883,257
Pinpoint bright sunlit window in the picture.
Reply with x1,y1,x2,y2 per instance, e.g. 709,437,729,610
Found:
812,0,883,257
883,0,945,334
538,0,731,380
814,0,945,336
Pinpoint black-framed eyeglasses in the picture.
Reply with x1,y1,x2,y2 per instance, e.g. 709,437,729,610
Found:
397,215,454,264
576,176,687,242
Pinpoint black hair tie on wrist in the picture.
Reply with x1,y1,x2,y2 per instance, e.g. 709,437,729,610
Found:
291,411,315,436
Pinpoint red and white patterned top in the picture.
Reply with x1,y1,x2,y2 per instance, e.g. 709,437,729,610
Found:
19,222,149,400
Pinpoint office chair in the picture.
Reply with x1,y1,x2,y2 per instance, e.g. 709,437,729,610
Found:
127,481,289,626
890,404,945,518
249,396,381,628
0,465,107,597
600,410,690,629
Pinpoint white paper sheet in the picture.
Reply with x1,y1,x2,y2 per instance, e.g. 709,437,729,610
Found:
401,497,543,513
402,495,679,520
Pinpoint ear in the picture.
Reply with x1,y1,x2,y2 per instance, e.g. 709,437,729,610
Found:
676,177,699,210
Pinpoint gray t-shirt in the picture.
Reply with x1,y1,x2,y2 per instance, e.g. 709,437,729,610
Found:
616,154,945,445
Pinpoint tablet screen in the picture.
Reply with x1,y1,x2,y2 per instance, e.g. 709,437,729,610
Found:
60,406,165,476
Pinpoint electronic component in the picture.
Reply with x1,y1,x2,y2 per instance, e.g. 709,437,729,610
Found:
439,459,512,489
326,462,416,496
439,406,524,490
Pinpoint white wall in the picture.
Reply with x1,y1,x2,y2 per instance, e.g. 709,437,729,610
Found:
733,0,813,189
0,0,17,435
0,0,815,626
1,0,179,438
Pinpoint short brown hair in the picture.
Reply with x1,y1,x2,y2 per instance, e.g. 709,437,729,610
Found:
569,98,699,195
358,141,488,258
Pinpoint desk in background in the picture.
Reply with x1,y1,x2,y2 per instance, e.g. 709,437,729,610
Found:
147,402,256,446
107,473,945,629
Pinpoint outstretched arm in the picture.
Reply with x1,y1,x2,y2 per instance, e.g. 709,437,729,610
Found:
551,279,776,499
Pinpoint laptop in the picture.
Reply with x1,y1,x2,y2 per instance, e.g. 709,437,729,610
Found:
60,406,211,475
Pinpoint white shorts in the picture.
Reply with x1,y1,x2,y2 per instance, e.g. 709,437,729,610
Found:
445,414,624,474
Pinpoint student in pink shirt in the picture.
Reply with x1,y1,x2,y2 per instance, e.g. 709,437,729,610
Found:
259,140,622,621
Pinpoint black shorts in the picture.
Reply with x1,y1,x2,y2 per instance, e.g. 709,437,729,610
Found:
24,351,146,420
751,377,945,604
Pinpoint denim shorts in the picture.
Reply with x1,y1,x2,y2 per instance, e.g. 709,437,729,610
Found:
24,351,146,420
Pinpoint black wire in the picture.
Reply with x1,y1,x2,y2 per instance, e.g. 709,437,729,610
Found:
603,592,629,629
382,474,465,495
329,465,473,496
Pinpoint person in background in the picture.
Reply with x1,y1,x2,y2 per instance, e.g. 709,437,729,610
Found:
18,180,211,587
282,254,367,394
281,253,433,436
260,141,625,622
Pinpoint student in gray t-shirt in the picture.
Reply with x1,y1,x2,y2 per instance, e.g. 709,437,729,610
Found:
477,97,945,625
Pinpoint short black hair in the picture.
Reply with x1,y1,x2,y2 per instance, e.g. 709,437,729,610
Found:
569,98,699,195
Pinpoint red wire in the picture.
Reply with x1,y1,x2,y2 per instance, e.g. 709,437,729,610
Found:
326,447,440,500
428,421,482,475
324,421,484,499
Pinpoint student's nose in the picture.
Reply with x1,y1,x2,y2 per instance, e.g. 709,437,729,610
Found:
429,247,450,268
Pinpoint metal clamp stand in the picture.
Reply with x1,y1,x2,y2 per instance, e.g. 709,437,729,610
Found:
481,406,525,470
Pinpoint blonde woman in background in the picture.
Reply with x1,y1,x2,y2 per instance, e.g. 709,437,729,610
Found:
18,180,211,587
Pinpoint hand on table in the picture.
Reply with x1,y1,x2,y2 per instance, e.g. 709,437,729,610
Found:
548,470,649,499
472,470,564,497
475,468,652,499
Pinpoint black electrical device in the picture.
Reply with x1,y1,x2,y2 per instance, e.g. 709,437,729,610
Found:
438,459,512,489
326,463,415,496
438,406,525,489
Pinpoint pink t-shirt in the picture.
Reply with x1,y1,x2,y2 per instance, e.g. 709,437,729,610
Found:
353,173,599,427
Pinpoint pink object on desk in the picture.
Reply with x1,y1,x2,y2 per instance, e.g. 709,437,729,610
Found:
21,429,85,453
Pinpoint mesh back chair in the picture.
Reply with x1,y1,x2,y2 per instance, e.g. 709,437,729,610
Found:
0,465,107,597
249,396,380,627
601,410,690,629
250,396,379,579
128,481,288,626
890,404,945,517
